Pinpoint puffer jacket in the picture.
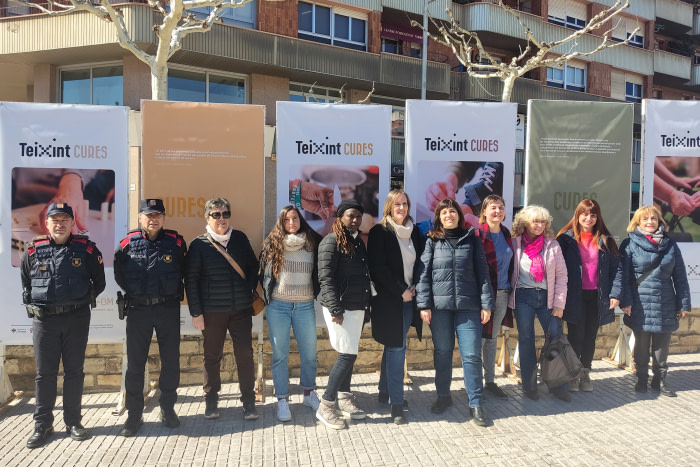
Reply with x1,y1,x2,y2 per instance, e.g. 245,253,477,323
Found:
185,230,259,316
557,230,618,327
416,228,494,312
508,235,568,312
318,229,371,316
611,229,690,333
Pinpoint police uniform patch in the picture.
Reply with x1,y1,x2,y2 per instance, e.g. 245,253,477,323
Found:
72,258,82,267
163,254,172,263
38,263,48,271
98,255,103,265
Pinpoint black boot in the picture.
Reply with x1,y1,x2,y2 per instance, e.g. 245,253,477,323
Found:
634,373,648,393
657,371,677,397
430,395,453,414
391,404,406,425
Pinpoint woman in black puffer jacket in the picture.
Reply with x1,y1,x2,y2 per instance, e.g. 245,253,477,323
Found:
611,205,691,397
316,199,371,430
416,199,494,427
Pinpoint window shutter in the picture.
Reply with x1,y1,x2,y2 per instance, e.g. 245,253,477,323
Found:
567,0,587,21
333,6,367,21
626,73,643,85
548,0,566,19
610,70,625,100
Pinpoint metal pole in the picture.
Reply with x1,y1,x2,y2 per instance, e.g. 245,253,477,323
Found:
421,0,429,100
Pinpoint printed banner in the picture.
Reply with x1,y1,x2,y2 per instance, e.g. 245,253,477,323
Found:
0,102,128,344
405,100,517,232
276,102,391,237
525,100,633,241
141,101,265,334
643,99,700,306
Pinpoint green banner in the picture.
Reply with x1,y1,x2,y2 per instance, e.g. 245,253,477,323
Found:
525,100,633,242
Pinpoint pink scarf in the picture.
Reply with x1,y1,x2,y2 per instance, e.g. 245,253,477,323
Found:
522,232,545,283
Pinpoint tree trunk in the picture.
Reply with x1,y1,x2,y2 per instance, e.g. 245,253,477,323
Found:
151,62,168,101
501,75,515,102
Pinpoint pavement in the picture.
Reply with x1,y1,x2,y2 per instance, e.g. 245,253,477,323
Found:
1,353,699,466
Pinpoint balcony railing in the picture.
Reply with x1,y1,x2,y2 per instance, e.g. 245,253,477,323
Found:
383,0,451,20
654,49,691,80
691,65,700,86
655,0,694,29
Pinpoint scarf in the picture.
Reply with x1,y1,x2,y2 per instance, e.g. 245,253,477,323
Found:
206,224,232,247
522,231,545,283
388,218,414,240
283,233,307,252
636,225,664,246
444,227,465,248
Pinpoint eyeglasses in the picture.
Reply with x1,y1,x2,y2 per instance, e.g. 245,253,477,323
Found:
209,211,231,219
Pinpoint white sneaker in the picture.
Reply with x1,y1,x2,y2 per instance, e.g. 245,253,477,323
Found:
277,398,292,422
302,391,320,411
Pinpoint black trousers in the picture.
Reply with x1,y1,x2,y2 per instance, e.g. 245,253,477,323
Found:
323,353,357,402
633,330,672,380
32,306,91,429
567,289,599,369
125,301,181,417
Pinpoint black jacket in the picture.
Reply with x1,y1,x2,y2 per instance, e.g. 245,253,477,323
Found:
416,228,494,312
557,230,618,327
368,222,425,347
185,230,259,316
318,229,371,316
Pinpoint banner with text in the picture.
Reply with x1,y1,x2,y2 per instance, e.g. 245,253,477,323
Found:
0,102,128,344
643,99,700,306
276,102,391,237
525,100,633,241
142,101,265,334
405,100,517,232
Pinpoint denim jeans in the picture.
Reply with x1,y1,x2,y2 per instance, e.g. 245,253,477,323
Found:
482,290,509,383
265,299,317,398
430,309,484,407
378,302,413,405
514,287,568,393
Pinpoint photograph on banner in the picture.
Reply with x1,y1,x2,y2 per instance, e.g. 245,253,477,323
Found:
0,102,128,344
11,168,115,267
643,99,700,306
404,100,517,234
653,157,700,242
288,164,380,237
415,160,504,232
524,100,633,241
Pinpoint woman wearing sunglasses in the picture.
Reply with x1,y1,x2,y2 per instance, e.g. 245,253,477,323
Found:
185,198,260,421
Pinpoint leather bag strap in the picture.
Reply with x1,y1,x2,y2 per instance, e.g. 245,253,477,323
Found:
207,234,247,280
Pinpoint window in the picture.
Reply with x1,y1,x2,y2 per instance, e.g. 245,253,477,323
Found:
546,63,586,92
189,0,257,29
289,82,342,103
548,0,587,30
60,64,123,106
632,138,641,163
627,33,644,48
168,68,246,103
298,2,367,51
625,82,642,103
612,17,644,48
381,38,399,54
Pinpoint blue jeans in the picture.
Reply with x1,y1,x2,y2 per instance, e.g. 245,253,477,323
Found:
430,310,484,407
514,288,567,393
265,299,317,398
378,302,413,405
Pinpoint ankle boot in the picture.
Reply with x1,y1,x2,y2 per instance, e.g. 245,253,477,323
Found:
391,404,406,425
658,371,676,397
634,374,648,393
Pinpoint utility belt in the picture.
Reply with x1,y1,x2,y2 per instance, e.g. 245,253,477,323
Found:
25,303,84,319
129,296,178,306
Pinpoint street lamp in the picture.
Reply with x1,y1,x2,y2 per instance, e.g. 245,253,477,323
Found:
421,0,437,100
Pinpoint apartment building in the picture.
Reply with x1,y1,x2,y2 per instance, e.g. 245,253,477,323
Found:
1,0,699,207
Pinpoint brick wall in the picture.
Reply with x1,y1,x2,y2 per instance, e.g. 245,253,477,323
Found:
588,61,611,97
257,0,297,36
7,312,699,394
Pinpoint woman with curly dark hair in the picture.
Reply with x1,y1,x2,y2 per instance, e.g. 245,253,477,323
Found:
316,199,371,430
259,206,322,422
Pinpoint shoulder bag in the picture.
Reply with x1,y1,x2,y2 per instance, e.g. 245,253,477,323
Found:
538,317,583,389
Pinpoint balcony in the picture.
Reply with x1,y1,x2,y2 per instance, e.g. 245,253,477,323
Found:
589,0,655,21
380,52,450,93
383,0,451,20
450,2,653,76
654,49,691,80
338,0,382,11
450,72,642,124
694,12,700,36
655,0,693,31
691,65,700,86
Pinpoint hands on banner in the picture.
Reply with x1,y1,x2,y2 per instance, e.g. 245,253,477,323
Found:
654,159,700,218
290,180,335,220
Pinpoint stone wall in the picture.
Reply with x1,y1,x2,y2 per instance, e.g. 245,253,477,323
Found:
6,312,700,394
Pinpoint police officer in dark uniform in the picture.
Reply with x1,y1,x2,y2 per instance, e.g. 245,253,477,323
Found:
21,203,106,449
114,199,187,437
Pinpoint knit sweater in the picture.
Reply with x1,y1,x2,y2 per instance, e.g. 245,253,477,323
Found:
271,248,315,302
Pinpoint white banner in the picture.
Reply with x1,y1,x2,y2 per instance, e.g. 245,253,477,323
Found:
643,99,700,306
405,100,517,233
0,102,128,344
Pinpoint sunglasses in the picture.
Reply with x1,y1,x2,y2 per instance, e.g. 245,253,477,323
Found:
209,211,231,219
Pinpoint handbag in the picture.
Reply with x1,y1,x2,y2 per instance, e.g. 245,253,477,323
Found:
207,234,265,316
537,317,583,389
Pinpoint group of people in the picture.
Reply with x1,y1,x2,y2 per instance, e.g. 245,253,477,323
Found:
20,190,691,447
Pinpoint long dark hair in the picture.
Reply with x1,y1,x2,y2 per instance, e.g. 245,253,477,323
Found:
260,205,322,278
557,199,619,255
331,216,354,256
428,198,465,239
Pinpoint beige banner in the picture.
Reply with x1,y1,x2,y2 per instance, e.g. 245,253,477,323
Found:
141,101,265,253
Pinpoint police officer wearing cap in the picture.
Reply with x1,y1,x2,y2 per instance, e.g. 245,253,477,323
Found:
114,199,187,437
21,203,106,449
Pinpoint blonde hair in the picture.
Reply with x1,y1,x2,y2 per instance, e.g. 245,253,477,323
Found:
380,189,413,227
627,205,667,233
511,205,554,238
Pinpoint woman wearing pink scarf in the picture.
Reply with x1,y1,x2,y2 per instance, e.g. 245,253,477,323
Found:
508,205,569,401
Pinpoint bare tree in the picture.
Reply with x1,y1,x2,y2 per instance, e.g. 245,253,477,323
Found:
15,0,267,100
414,0,639,102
